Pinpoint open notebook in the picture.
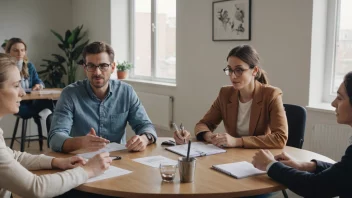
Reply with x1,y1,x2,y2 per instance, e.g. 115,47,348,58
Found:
212,161,266,179
165,142,226,157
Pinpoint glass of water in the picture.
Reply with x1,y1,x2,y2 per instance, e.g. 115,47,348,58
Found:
159,162,177,182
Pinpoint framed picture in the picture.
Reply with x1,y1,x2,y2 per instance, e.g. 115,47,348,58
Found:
212,0,251,41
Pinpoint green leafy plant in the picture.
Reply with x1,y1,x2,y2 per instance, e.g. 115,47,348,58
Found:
38,25,89,87
1,39,8,50
116,61,133,71
38,55,67,88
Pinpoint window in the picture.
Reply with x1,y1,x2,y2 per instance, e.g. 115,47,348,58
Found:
130,0,176,83
324,0,352,102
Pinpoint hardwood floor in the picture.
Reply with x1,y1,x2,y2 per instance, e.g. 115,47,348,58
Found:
4,138,49,155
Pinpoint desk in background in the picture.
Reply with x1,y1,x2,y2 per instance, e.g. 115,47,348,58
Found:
34,137,335,198
22,88,62,101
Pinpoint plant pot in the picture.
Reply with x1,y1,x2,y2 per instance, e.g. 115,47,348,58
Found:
117,71,128,79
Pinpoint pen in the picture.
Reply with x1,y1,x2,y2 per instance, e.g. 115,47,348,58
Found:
180,123,186,143
172,123,180,132
111,156,122,160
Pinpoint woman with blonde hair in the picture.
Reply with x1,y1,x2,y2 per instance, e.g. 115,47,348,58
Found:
0,53,112,198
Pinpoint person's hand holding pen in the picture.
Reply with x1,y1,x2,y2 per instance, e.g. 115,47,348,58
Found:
173,123,191,145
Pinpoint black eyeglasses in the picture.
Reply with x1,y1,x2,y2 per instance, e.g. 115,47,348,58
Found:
223,67,249,77
84,63,111,72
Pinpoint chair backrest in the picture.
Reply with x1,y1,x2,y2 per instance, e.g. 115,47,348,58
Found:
46,113,53,147
46,113,53,133
284,104,307,149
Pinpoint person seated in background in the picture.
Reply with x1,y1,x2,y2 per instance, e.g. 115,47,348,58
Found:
174,45,288,149
0,53,111,198
252,72,352,198
49,41,157,153
5,38,54,118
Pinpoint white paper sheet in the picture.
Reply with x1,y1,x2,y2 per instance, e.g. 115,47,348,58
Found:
77,142,126,159
38,90,62,95
166,142,226,157
212,161,266,179
133,155,178,168
86,166,132,183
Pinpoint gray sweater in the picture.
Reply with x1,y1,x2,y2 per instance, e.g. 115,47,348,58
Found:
0,128,88,198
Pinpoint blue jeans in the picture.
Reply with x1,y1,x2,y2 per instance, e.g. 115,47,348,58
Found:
17,100,55,118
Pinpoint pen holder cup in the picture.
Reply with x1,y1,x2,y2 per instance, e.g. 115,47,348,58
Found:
178,157,196,183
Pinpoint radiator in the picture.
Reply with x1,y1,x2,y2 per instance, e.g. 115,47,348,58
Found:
306,124,352,161
136,92,173,130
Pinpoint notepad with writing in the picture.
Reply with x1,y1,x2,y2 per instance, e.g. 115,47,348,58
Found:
212,161,266,179
165,142,226,157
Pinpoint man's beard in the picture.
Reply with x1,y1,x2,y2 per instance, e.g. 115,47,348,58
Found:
91,75,107,88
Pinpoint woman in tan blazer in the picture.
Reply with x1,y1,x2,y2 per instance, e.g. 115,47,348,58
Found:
0,53,112,198
174,45,288,148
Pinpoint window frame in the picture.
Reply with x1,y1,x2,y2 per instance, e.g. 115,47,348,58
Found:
323,0,341,102
129,0,176,84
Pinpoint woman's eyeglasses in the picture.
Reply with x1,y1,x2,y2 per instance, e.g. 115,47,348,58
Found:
223,67,249,77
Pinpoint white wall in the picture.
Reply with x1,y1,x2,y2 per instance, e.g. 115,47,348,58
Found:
127,0,315,132
0,0,346,161
71,0,112,80
0,0,72,68
0,0,72,138
123,0,346,159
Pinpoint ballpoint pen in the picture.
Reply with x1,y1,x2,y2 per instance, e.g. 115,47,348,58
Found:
173,122,184,143
180,123,186,143
172,123,180,133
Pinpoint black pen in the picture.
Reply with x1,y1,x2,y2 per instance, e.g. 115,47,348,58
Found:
111,156,122,160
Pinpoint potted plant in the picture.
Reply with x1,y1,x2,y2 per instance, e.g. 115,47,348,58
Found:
38,55,67,88
38,25,89,86
116,61,133,79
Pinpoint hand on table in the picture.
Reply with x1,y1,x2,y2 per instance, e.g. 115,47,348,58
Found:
126,135,149,152
274,152,316,172
32,84,42,91
51,156,86,170
78,128,110,151
209,133,243,148
252,149,276,171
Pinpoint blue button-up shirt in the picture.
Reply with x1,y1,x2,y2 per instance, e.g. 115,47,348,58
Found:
48,79,157,152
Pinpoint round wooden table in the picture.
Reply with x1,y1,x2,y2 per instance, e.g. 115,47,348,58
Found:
36,137,335,197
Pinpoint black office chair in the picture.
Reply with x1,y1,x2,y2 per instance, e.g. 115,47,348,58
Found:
46,113,53,148
281,104,307,198
10,115,45,152
284,104,307,149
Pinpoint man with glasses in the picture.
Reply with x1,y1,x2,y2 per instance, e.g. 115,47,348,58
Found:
48,42,157,153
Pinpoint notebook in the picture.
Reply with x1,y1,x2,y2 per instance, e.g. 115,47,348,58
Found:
212,161,266,179
165,142,226,157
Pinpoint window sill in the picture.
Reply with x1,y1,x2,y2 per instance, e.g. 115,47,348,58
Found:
121,78,176,87
306,103,335,114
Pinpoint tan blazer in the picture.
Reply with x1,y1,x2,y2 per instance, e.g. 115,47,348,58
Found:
195,81,288,148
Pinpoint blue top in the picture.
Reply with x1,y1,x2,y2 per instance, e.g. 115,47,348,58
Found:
26,62,44,88
48,79,157,152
